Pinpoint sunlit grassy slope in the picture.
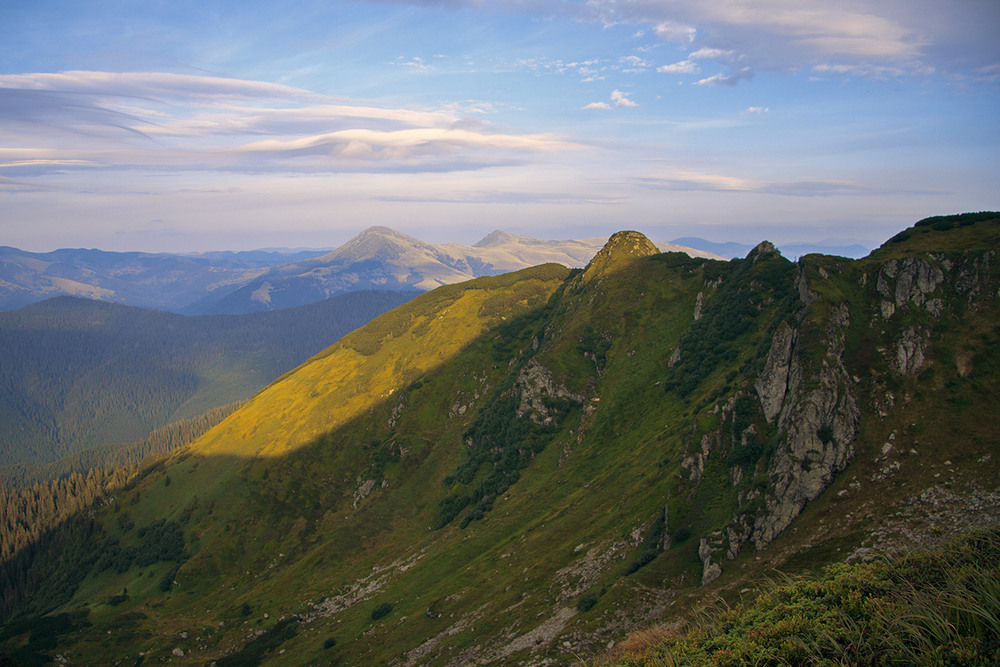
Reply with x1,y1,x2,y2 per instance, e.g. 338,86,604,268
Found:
3,216,999,666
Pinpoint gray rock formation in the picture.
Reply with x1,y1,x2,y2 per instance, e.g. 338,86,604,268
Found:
876,256,945,318
698,534,724,586
755,321,798,424
515,360,585,426
752,301,859,549
894,326,927,375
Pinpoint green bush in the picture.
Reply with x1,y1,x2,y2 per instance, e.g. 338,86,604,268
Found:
608,530,1000,666
672,527,692,544
215,618,298,667
577,592,599,612
370,602,393,621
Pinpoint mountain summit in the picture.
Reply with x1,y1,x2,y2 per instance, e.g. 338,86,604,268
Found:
581,230,661,281
316,226,438,264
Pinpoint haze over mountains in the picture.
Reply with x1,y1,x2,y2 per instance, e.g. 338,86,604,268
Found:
1,226,864,316
0,290,414,480
0,246,326,313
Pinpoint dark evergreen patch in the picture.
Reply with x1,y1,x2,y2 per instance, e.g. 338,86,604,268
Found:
214,618,299,667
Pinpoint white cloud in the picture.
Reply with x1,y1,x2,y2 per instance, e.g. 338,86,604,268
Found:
658,60,698,74
559,0,978,77
582,102,612,110
694,68,754,86
611,89,638,107
620,55,652,71
654,21,697,44
640,168,909,197
689,47,735,60
743,106,770,114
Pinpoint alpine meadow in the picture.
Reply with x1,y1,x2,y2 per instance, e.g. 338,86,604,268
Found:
1,212,999,665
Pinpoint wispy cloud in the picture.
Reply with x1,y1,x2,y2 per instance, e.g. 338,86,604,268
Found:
0,71,584,176
0,71,311,100
640,169,926,197
393,56,434,72
377,191,620,205
548,0,975,77
694,67,754,86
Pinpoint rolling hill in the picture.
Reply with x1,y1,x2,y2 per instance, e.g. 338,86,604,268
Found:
1,212,997,666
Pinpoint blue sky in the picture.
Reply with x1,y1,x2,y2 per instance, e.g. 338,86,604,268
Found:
1,0,998,252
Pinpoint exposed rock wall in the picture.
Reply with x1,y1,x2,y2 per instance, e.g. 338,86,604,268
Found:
698,263,861,578
752,300,859,549
515,359,585,426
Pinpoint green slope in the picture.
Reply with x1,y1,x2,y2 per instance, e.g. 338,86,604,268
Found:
1,215,998,666
0,290,415,472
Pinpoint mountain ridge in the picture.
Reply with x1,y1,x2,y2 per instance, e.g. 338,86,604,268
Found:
1,212,997,666
0,229,720,315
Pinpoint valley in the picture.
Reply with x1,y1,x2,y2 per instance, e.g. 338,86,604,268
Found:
0,290,416,482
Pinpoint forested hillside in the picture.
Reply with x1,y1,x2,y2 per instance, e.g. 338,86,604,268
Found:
0,290,415,469
0,213,997,666
0,402,240,488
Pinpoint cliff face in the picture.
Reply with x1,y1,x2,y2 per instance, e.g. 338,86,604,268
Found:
692,235,999,584
751,298,859,550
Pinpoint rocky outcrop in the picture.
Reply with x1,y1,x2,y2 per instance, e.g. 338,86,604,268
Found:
894,326,927,375
693,292,704,321
698,534,724,586
952,250,996,302
751,301,859,550
876,256,945,318
515,360,585,426
754,321,798,424
579,231,660,284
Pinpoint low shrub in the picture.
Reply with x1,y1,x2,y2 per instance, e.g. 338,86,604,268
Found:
370,602,393,621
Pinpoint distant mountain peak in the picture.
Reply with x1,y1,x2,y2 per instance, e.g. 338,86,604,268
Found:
325,226,432,263
474,230,532,248
356,225,407,239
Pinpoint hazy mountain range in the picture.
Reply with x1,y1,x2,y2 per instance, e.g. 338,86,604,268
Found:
2,227,866,316
0,246,325,313
674,236,874,260
1,212,995,665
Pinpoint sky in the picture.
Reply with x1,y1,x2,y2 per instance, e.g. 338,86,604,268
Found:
1,0,998,252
